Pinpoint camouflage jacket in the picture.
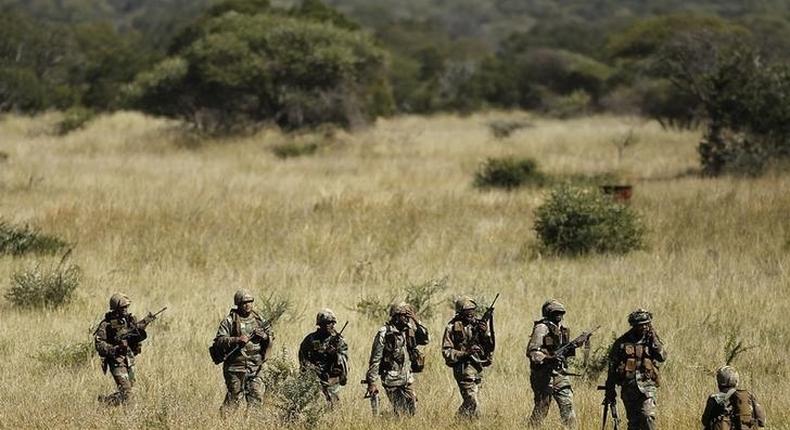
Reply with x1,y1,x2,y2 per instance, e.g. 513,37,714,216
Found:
94,311,148,367
214,309,272,373
527,319,574,368
605,328,666,392
701,389,767,430
442,317,493,371
366,322,428,387
298,329,349,384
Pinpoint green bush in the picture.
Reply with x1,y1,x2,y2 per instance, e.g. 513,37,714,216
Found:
354,277,449,321
56,107,95,135
35,341,93,367
262,348,325,425
488,120,531,139
256,292,299,325
272,141,319,159
0,222,68,256
473,157,546,190
5,263,81,308
534,185,645,255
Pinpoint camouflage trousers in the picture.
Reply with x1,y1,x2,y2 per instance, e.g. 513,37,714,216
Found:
621,383,657,430
221,368,264,413
455,375,481,418
320,378,342,408
384,383,416,416
527,371,576,428
99,362,135,406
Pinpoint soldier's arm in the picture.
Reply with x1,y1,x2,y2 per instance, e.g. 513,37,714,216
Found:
700,396,717,429
298,335,311,370
751,392,767,427
413,321,430,346
365,328,386,384
441,325,466,365
214,316,237,349
526,323,549,364
94,321,115,357
649,329,667,362
604,338,622,388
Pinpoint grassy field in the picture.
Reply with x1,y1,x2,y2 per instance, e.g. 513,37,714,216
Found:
0,111,788,429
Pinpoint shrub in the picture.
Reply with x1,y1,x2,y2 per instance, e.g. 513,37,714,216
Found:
473,157,546,190
488,120,531,139
5,263,81,308
534,185,645,255
0,222,68,256
353,296,389,321
543,89,592,118
403,277,447,320
35,341,93,367
263,347,325,425
257,293,299,325
56,107,96,135
271,141,319,159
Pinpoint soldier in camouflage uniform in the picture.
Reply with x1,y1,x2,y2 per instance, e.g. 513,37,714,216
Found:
94,293,158,406
365,302,429,417
442,296,494,419
526,300,577,428
604,309,667,430
298,308,349,407
213,289,273,414
701,365,766,430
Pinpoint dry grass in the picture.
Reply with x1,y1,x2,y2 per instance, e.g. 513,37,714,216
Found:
0,111,788,429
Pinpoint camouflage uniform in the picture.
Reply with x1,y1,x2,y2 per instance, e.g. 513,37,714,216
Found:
701,366,766,430
442,296,494,419
213,290,273,413
298,309,349,407
365,303,429,417
527,300,577,428
605,309,667,430
94,293,152,406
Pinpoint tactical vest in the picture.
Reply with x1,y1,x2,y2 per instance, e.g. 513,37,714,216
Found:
536,320,569,354
708,390,756,430
106,314,145,355
449,319,491,367
380,325,407,375
615,341,659,384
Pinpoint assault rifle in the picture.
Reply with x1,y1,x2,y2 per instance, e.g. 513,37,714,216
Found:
598,385,621,430
220,320,272,362
116,307,168,344
553,325,600,361
478,293,499,352
320,321,348,352
361,379,380,416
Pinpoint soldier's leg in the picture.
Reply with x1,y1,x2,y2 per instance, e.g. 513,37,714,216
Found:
244,370,265,407
105,363,134,405
321,381,342,408
622,384,656,430
456,377,480,419
553,385,577,429
527,373,553,426
384,384,416,417
221,371,245,414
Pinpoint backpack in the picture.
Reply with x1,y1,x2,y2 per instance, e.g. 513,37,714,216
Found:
731,390,756,430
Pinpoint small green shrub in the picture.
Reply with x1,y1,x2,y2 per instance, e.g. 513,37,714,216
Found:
534,185,645,255
404,277,447,320
473,157,546,190
263,347,325,425
353,296,389,321
35,341,93,367
5,263,81,308
0,222,68,256
56,107,95,135
257,293,300,325
271,141,319,159
544,90,592,119
488,120,531,139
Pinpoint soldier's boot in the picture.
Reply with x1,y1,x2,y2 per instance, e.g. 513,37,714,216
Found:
456,379,480,419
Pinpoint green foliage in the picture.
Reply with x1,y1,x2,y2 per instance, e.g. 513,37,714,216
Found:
128,9,392,134
256,292,299,325
0,222,68,256
534,185,645,256
473,157,546,190
35,341,93,368
353,296,389,322
272,141,319,159
56,107,95,136
488,120,531,139
262,347,325,426
5,262,81,309
354,277,449,321
543,89,592,118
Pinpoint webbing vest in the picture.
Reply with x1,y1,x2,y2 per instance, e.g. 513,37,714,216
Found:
106,314,144,355
709,390,756,430
616,341,659,384
381,325,407,375
536,320,569,354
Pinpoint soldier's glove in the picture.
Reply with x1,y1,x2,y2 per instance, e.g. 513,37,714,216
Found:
476,320,489,334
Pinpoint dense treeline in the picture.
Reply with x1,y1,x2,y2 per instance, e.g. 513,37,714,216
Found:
1,0,789,173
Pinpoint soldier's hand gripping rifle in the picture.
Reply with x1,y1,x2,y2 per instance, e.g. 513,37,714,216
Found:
116,307,168,346
362,379,380,416
478,293,499,351
221,320,272,362
320,321,348,353
598,385,621,430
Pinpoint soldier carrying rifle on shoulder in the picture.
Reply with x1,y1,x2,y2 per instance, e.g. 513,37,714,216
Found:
298,309,349,408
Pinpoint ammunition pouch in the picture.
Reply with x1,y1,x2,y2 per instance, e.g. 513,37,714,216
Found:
209,339,225,365
409,347,425,373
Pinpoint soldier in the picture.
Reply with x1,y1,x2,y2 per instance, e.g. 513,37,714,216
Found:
94,293,160,406
604,309,667,430
442,296,495,419
298,308,349,407
212,289,273,414
526,300,577,428
701,365,767,430
365,302,429,417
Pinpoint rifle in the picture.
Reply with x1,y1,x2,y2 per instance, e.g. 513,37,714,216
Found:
597,385,621,430
361,379,380,416
139,306,168,328
478,293,499,353
116,307,168,344
320,321,348,352
221,320,272,362
552,325,600,361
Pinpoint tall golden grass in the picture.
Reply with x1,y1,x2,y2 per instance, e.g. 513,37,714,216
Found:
0,111,787,429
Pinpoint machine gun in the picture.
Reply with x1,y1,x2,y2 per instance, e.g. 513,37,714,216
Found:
320,321,348,352
598,385,621,430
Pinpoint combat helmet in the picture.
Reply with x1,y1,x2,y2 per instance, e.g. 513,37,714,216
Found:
541,299,566,317
316,308,337,326
389,301,410,318
628,308,652,326
109,293,131,311
455,296,477,313
716,365,740,388
233,289,254,306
